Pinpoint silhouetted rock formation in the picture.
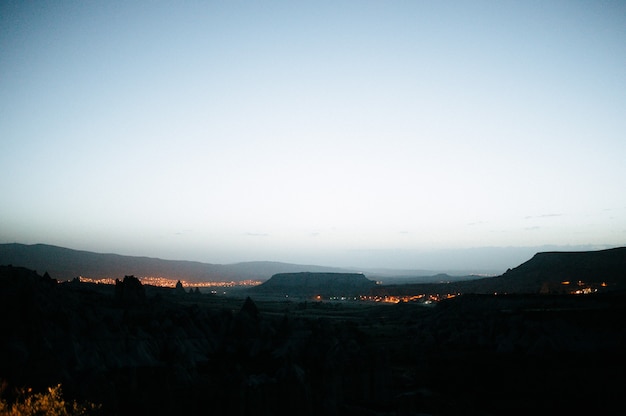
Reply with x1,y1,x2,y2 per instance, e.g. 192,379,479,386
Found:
174,280,186,295
240,296,260,321
114,275,145,304
250,272,376,297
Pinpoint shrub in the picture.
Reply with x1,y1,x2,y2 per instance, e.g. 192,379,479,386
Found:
0,383,99,416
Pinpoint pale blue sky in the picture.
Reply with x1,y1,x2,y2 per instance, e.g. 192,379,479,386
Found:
2,1,625,271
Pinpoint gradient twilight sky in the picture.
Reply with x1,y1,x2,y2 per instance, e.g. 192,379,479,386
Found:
1,1,625,271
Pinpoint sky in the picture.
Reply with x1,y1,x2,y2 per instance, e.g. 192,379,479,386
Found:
1,1,625,272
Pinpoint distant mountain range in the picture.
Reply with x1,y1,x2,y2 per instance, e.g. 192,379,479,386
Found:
0,243,353,282
0,243,484,283
2,243,624,294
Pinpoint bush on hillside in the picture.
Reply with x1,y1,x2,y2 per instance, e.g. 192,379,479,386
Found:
0,382,99,416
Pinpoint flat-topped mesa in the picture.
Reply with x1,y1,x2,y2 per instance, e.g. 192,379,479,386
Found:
250,272,376,298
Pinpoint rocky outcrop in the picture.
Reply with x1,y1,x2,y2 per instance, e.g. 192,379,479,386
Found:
114,275,146,304
174,280,186,295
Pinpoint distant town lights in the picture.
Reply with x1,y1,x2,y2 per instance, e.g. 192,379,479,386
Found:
75,276,261,288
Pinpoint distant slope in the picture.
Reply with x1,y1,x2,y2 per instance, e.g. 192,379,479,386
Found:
0,243,353,282
496,247,626,292
373,247,626,296
249,272,377,297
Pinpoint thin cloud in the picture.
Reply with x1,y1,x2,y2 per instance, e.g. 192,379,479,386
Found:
245,232,269,237
467,221,486,226
173,229,193,236
524,214,562,220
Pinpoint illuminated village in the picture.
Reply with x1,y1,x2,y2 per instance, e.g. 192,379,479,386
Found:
75,275,609,304
77,275,262,288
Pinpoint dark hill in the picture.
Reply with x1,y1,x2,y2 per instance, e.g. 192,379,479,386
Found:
497,246,626,293
0,243,352,282
249,272,376,297
373,247,626,296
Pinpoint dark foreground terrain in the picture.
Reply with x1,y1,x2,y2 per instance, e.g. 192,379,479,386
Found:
1,265,625,415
